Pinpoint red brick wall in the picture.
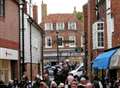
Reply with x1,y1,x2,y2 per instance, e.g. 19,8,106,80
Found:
111,0,120,47
0,0,19,50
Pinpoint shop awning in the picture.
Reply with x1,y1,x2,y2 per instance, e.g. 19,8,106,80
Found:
92,49,117,69
110,48,120,69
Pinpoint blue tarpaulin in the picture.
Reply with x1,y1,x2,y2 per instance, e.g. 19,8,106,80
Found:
92,49,117,69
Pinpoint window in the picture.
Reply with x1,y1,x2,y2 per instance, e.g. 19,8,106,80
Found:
45,23,53,30
69,36,76,47
92,21,104,49
56,22,64,30
45,36,52,48
0,0,5,16
97,32,104,47
57,36,64,47
68,22,76,30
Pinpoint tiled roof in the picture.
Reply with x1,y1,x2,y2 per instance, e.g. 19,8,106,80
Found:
43,13,80,23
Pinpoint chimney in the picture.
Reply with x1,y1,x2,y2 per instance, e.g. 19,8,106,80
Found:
33,5,38,23
24,1,28,14
41,1,47,21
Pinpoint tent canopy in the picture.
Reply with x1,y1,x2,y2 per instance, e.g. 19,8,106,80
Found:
110,48,120,69
92,49,117,69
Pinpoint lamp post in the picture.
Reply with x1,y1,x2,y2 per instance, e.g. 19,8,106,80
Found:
56,31,59,63
41,32,45,77
19,0,25,80
83,32,88,74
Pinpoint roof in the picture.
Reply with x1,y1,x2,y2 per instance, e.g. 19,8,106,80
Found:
43,13,80,23
27,15,44,34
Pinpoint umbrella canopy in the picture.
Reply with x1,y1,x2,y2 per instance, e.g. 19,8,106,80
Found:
110,48,120,69
92,49,117,69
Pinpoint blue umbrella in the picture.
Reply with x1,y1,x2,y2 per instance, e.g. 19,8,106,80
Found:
92,49,117,69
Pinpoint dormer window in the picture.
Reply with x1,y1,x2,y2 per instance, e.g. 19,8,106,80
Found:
45,23,53,30
56,22,64,30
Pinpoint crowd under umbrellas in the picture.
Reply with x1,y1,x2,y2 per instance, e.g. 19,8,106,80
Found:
0,60,120,88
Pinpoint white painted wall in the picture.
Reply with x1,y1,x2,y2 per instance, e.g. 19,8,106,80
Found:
106,0,114,48
24,14,42,63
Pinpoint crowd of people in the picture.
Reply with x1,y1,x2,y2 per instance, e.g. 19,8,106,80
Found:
0,61,120,88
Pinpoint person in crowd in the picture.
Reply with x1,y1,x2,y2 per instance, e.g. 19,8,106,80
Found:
70,79,78,88
43,73,51,87
113,78,120,88
50,81,57,88
33,74,41,88
79,76,93,88
79,77,87,88
58,83,65,88
39,81,48,88
7,79,14,88
66,73,74,88
92,76,103,88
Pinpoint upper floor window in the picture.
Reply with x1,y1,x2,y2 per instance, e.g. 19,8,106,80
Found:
68,22,76,30
69,36,76,47
92,21,104,49
45,23,53,30
45,36,52,48
0,0,5,16
57,36,64,48
56,22,64,30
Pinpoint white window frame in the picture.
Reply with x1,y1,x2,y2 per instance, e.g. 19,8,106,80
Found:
68,22,76,30
58,36,64,48
56,22,64,30
92,21,104,49
45,36,52,48
69,36,76,47
45,23,53,30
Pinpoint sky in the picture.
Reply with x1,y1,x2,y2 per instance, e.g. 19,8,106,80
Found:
31,0,88,23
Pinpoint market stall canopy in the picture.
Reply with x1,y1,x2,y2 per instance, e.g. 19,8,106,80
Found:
110,48,120,69
92,49,117,69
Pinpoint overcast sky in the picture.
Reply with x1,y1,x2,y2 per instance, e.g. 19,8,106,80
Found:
31,0,88,23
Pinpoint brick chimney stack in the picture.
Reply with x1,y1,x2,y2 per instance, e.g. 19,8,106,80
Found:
33,5,38,23
41,0,47,21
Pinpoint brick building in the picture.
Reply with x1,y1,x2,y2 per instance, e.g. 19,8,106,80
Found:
41,2,84,64
83,0,120,78
0,0,19,82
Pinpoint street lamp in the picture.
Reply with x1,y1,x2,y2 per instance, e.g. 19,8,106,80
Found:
83,32,88,74
56,31,59,63
19,0,25,80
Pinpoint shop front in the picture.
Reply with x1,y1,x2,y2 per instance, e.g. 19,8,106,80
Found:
0,47,18,83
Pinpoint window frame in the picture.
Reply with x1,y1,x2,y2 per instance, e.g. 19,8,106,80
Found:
56,22,64,30
69,36,76,47
45,36,52,48
92,21,104,49
68,21,76,30
45,23,53,30
58,36,64,48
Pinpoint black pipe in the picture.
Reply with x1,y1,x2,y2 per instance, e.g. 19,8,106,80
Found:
21,1,25,78
56,31,59,63
41,32,44,77
29,21,32,82
18,2,21,80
